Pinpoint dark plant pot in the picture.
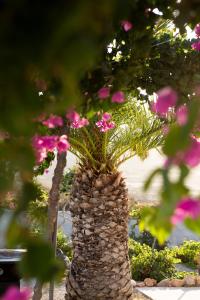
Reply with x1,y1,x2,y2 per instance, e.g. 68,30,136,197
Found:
0,249,26,295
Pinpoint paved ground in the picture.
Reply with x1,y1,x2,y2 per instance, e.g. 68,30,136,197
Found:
41,286,200,300
138,287,200,300
23,280,200,300
40,285,151,300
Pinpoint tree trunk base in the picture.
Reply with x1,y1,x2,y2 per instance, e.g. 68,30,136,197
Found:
66,170,136,300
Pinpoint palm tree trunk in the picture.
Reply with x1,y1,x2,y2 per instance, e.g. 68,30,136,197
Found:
66,169,134,300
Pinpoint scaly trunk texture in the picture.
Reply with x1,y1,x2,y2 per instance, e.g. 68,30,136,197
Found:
66,169,134,300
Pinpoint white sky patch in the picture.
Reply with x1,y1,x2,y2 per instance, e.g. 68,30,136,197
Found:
107,39,117,53
152,8,163,16
137,87,147,96
167,22,196,40
185,25,196,40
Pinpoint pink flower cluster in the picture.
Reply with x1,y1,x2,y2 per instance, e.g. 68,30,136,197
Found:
97,86,126,103
41,111,90,130
42,114,63,128
176,105,188,126
121,20,133,32
192,40,200,51
183,137,200,167
192,23,200,51
195,23,200,37
167,136,200,168
2,286,31,300
111,91,125,103
152,87,178,115
171,197,200,225
66,110,89,128
152,87,189,127
96,112,115,132
98,87,110,99
32,134,70,163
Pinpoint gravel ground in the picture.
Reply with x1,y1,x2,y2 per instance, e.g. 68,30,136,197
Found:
41,282,66,300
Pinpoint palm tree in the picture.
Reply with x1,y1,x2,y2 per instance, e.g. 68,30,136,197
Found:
65,98,165,300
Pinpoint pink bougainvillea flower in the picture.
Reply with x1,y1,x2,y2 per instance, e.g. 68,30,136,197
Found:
176,105,188,126
102,112,112,121
98,87,110,99
96,120,115,132
168,136,200,168
32,134,70,163
171,197,200,225
32,135,57,163
56,135,70,153
183,137,200,167
39,136,58,152
42,114,63,128
106,121,115,130
111,91,125,103
153,87,178,115
66,110,80,122
121,20,133,32
96,112,115,132
66,110,89,129
195,23,200,37
192,41,200,51
71,118,89,129
2,286,31,300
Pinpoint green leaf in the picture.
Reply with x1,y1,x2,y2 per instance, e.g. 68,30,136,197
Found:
185,218,200,235
19,239,64,282
163,126,190,156
139,206,172,245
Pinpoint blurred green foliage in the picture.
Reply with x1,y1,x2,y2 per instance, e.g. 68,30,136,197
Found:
56,230,73,261
1,0,200,281
129,206,167,250
60,168,76,195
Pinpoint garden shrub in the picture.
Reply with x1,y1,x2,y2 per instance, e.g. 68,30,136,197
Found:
128,238,151,258
131,230,167,250
172,240,200,267
28,183,73,260
60,168,76,195
173,271,197,279
129,239,177,281
32,226,72,260
28,183,48,226
57,230,72,260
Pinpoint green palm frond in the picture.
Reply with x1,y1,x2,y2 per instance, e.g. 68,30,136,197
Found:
68,97,167,171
